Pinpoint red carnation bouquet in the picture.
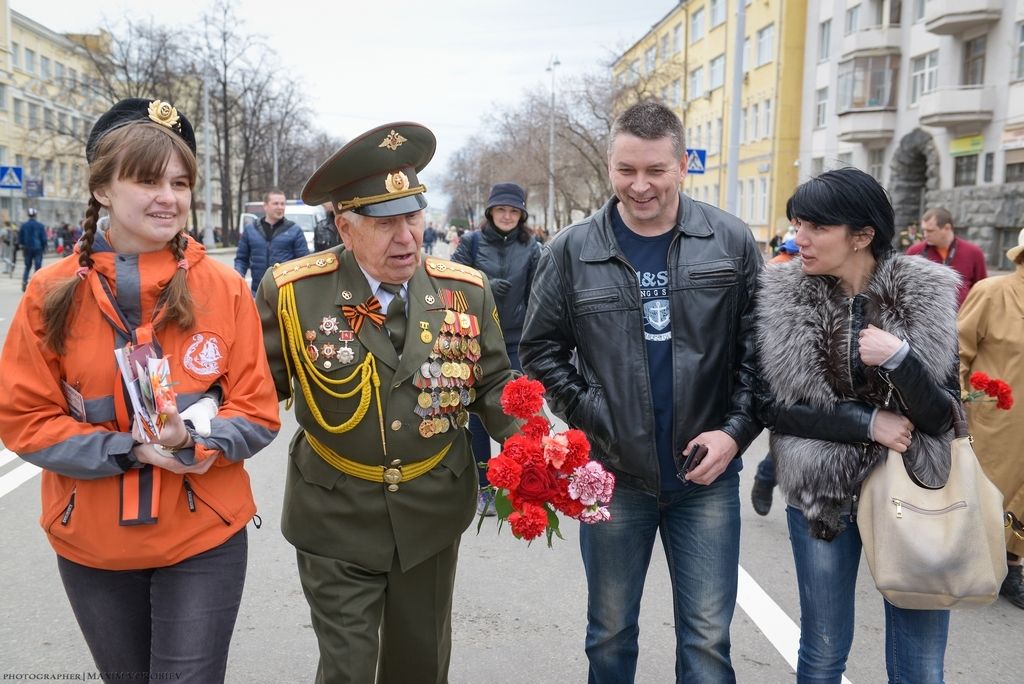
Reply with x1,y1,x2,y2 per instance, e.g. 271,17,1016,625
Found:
965,372,1014,410
479,376,615,546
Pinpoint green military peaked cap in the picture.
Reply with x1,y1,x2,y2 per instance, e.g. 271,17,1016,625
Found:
302,122,436,218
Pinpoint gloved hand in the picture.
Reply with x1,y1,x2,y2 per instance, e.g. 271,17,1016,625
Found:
489,278,511,298
179,396,218,437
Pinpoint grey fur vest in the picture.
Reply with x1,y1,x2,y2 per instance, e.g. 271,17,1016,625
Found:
756,254,959,539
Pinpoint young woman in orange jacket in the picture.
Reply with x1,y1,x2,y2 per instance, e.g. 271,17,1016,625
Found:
0,99,280,682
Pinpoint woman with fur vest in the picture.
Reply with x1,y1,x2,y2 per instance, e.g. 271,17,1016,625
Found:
755,167,960,683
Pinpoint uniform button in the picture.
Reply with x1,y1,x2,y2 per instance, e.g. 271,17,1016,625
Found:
391,420,402,431
393,382,401,389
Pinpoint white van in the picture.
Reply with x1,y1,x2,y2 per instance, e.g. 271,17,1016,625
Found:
239,200,325,252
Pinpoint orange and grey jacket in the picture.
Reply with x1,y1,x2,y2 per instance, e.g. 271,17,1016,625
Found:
0,235,280,570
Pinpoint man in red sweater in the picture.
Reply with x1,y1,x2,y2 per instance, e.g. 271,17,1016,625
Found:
907,207,987,307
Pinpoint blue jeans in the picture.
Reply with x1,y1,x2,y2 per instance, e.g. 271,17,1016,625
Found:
580,473,740,684
22,248,42,285
786,506,949,683
470,344,521,487
57,529,248,682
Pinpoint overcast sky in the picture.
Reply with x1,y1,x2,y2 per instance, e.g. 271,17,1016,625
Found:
15,0,675,204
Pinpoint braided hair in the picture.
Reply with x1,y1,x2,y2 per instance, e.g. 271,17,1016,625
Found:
42,122,198,353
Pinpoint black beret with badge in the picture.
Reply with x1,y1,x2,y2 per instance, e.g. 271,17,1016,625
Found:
302,122,436,218
87,98,197,163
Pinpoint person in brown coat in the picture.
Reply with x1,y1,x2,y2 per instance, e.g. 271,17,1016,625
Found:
958,228,1024,608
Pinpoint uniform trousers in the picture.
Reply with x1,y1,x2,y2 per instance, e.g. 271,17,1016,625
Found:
297,538,460,684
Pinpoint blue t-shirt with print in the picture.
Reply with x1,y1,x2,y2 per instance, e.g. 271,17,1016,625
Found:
610,205,682,492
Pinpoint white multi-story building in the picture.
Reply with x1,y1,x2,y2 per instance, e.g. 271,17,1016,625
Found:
799,0,1024,267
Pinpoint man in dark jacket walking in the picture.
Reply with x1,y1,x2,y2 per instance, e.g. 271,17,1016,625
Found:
19,207,47,292
234,189,309,295
520,101,762,682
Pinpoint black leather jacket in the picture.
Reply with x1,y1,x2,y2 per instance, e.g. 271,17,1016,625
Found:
451,224,540,346
520,194,763,494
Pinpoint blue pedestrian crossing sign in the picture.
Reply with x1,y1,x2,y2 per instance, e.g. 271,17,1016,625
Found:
685,149,706,175
0,166,24,189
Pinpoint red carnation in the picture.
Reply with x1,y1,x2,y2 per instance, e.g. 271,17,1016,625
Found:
551,487,586,517
561,429,591,472
508,503,549,540
521,415,550,440
501,433,545,468
970,372,992,392
994,381,1014,410
487,455,523,490
515,463,560,505
501,376,545,419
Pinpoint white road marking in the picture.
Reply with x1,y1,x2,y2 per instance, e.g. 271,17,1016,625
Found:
737,565,853,684
0,458,40,499
0,448,18,468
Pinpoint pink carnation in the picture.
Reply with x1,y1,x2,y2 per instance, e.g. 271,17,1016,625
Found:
579,505,611,524
542,433,570,470
568,461,615,506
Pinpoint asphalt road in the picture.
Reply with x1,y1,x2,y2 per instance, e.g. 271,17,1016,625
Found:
0,247,1021,683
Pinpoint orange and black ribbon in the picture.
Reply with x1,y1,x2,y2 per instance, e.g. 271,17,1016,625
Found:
342,296,386,334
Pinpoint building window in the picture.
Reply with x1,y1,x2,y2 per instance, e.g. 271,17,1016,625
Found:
740,108,747,143
41,56,51,80
24,48,36,74
13,99,24,125
1018,24,1024,80
710,54,725,90
44,108,55,131
743,38,751,72
759,177,768,222
691,7,706,43
845,5,861,35
984,152,994,183
58,111,67,133
962,36,986,86
819,19,831,62
815,88,829,127
910,51,939,105
68,68,77,87
689,66,705,99
645,47,657,73
28,103,40,130
737,181,745,220
673,79,682,106
673,23,682,53
837,55,899,111
0,84,6,111
747,179,756,222
715,117,723,153
868,148,885,181
705,122,712,152
660,34,670,60
711,0,726,27
756,25,774,66
763,99,773,138
751,103,760,139
10,42,19,69
954,155,978,186
55,62,64,81
1007,162,1024,183
913,0,926,22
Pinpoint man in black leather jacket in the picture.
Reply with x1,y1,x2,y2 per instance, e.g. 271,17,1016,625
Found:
519,101,762,683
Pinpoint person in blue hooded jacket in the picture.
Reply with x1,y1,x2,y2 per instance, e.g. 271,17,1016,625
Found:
19,207,47,292
233,189,308,295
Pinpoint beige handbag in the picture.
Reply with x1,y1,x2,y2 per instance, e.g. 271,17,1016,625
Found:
858,401,1007,610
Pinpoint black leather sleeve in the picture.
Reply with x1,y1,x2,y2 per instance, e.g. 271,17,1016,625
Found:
881,347,958,436
519,245,588,424
755,376,874,443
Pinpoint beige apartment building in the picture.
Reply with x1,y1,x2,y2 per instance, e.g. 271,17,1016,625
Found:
0,1,104,228
613,0,807,245
800,0,1024,267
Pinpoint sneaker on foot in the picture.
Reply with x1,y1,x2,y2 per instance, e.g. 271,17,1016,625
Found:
751,478,774,516
1000,565,1024,609
477,490,497,517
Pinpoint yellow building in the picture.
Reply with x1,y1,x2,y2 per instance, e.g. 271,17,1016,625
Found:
613,0,807,245
0,1,105,227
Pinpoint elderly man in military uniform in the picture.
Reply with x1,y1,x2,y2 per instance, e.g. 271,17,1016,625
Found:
256,122,520,684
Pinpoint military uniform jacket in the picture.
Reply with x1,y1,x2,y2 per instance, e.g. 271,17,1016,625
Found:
257,247,519,572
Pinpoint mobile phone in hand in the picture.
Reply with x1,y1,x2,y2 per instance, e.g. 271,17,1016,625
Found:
675,443,708,482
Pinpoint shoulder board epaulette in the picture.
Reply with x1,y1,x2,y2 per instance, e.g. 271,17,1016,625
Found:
424,257,483,288
272,253,340,288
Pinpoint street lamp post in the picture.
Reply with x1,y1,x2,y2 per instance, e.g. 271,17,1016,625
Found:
546,55,560,234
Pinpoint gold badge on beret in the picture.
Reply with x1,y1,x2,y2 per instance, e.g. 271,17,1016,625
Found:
147,100,180,130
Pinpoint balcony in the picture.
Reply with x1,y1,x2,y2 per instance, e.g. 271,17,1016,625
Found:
924,0,1002,36
836,109,897,143
841,25,902,59
918,86,995,127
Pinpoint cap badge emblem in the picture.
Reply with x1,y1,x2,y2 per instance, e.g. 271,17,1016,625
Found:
384,170,409,194
379,130,407,151
147,100,180,131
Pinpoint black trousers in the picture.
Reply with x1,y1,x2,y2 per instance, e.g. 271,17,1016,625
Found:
57,529,248,683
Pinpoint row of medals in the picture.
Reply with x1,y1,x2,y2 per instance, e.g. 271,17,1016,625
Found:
413,310,483,438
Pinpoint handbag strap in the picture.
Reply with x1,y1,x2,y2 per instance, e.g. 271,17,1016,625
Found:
950,394,968,439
